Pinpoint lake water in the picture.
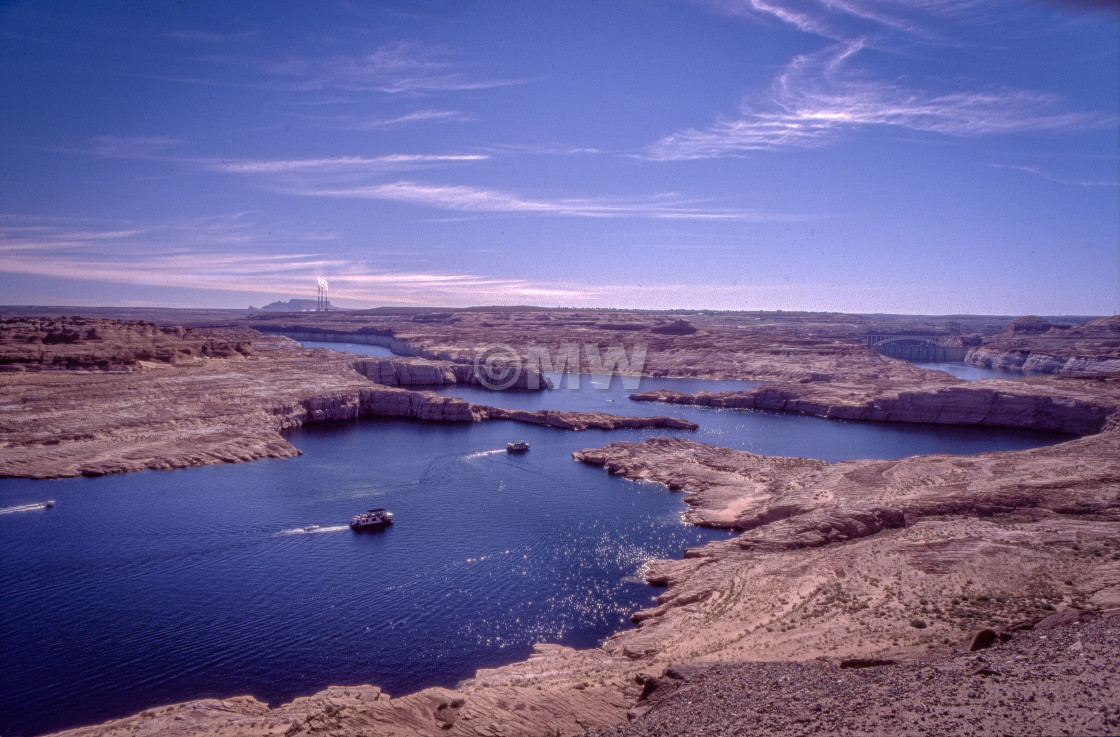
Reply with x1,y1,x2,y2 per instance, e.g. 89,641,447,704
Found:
910,360,1035,381
0,343,1071,736
299,340,397,357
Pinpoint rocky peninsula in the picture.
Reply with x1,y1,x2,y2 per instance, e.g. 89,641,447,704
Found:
629,375,1118,435
2,307,1117,737
0,319,694,479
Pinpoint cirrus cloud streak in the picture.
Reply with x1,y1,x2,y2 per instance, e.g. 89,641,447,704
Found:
645,41,1114,160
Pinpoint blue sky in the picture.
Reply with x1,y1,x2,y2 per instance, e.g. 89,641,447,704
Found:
1,0,1117,314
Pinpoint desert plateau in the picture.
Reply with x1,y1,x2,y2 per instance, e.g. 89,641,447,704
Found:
2,2,1117,735
2,307,1119,736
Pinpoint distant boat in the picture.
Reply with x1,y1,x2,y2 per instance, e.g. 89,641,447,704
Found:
44,501,55,509
507,441,530,453
350,508,394,531
303,525,320,532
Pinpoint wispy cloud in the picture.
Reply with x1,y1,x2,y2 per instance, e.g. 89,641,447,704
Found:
0,213,596,306
277,179,797,221
213,153,489,174
90,135,187,159
75,140,493,185
69,138,768,222
353,108,475,128
987,162,1120,188
1,211,1101,312
699,0,840,38
271,40,527,94
194,149,790,221
286,108,475,131
480,143,605,156
693,0,1051,45
644,41,1113,159
0,212,327,255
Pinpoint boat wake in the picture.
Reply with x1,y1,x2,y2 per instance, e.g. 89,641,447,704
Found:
0,502,54,515
277,524,349,536
462,449,506,460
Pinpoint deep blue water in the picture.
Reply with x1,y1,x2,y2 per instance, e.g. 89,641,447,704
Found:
910,360,1034,381
0,344,1072,736
299,340,396,357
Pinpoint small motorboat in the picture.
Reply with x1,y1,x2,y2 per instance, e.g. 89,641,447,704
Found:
506,440,530,453
350,508,394,531
44,500,55,509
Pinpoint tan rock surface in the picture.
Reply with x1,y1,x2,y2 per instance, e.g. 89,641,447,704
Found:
631,374,1120,435
592,609,1120,737
45,646,642,737
0,316,254,372
244,309,946,383
574,428,1120,669
0,329,693,479
967,315,1120,376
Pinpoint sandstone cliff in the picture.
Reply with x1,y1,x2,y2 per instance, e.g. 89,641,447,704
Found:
572,425,1120,667
0,332,691,479
967,315,1120,376
0,317,253,372
350,355,553,390
630,376,1120,435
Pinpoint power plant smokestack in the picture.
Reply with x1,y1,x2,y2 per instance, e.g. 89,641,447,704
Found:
316,278,329,312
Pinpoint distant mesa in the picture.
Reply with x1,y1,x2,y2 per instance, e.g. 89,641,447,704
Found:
595,321,647,331
254,298,336,313
650,318,699,336
1004,315,1068,335
411,312,458,324
0,316,253,372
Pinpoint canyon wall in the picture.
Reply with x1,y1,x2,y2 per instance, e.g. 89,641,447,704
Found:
631,378,1119,436
966,346,1120,376
966,315,1120,377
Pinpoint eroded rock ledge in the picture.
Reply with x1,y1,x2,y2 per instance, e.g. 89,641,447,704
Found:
0,332,693,480
573,433,1120,539
572,428,1120,669
630,375,1120,435
966,315,1120,377
0,316,253,372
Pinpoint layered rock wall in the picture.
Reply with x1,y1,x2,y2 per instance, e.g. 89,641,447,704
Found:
0,317,254,372
966,346,1120,376
350,356,553,390
0,332,689,479
966,315,1120,377
631,379,1119,436
262,327,428,358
